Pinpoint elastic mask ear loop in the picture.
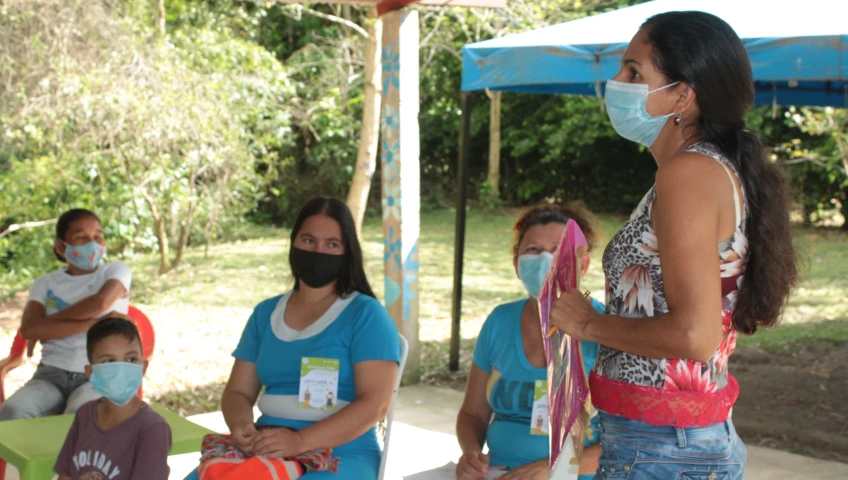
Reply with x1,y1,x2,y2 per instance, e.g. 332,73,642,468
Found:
650,81,682,121
648,81,681,95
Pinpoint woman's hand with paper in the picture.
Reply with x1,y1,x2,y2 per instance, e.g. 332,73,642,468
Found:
536,219,593,475
549,289,598,340
456,451,501,480
499,459,547,480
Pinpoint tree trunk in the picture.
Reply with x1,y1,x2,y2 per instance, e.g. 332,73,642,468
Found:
174,171,198,269
205,222,212,259
801,200,813,227
169,200,181,247
345,9,382,237
837,137,848,230
486,89,502,197
840,190,848,230
144,195,171,274
173,199,195,269
156,0,166,35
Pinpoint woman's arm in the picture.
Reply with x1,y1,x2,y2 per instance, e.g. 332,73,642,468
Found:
579,443,601,476
221,359,261,451
499,459,547,480
252,359,398,458
46,279,128,322
296,359,397,452
552,155,727,362
455,364,495,479
494,424,602,479
20,301,97,341
21,278,128,341
456,364,492,454
222,359,261,430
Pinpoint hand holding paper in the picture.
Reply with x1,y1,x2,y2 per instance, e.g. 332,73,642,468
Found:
548,289,597,340
537,220,593,478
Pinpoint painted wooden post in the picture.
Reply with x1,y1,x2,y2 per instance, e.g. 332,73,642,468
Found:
380,9,420,385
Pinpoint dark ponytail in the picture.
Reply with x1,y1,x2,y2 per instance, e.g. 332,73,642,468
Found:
714,124,798,334
644,12,798,334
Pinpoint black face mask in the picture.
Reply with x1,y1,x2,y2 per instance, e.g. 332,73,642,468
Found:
291,247,345,289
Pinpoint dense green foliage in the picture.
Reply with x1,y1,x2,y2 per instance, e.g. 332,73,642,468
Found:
0,0,294,291
1,0,846,297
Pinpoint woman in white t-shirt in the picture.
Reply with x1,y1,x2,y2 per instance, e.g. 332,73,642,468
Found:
0,209,132,420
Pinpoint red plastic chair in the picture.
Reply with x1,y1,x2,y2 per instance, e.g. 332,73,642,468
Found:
127,306,156,398
0,307,155,480
0,332,27,405
0,332,26,480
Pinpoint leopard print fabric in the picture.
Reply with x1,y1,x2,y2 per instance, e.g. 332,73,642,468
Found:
594,143,747,392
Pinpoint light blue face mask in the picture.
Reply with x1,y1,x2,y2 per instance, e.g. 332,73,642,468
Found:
63,241,106,271
90,362,144,407
518,252,554,299
605,80,680,147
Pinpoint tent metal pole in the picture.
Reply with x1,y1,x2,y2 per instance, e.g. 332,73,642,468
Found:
450,91,473,372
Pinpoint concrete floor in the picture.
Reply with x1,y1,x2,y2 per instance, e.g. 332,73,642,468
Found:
6,384,848,479
388,385,848,480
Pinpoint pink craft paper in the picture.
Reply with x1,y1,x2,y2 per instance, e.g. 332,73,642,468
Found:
537,219,591,471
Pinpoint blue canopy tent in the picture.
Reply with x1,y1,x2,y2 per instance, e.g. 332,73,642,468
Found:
448,0,848,369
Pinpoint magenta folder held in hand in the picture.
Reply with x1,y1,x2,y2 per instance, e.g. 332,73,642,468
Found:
537,219,592,478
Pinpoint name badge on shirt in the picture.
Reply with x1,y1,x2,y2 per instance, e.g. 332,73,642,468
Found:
530,380,549,436
299,357,340,411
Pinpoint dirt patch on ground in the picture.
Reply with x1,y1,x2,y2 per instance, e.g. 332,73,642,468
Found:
0,291,27,331
730,342,848,463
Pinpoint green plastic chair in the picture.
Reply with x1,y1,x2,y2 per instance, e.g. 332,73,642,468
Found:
0,404,212,480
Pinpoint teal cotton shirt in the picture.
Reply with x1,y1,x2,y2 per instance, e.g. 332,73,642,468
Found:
233,292,400,456
472,298,604,469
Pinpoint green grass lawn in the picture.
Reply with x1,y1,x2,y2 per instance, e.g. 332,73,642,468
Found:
738,228,848,352
125,208,848,381
127,208,617,340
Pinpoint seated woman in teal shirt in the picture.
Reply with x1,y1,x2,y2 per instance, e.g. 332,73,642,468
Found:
455,203,602,480
183,197,400,480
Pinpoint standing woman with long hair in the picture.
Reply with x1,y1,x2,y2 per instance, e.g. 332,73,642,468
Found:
550,11,798,479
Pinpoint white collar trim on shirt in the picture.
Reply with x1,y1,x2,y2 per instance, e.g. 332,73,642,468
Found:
270,290,359,342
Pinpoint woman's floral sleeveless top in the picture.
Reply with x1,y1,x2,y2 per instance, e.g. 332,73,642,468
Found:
589,143,747,427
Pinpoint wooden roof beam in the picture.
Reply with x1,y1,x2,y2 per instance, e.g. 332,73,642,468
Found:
376,0,421,16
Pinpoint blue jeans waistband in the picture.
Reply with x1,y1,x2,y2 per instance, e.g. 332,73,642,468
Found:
598,410,735,448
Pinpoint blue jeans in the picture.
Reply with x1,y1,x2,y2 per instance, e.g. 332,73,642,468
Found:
0,364,101,420
592,411,746,480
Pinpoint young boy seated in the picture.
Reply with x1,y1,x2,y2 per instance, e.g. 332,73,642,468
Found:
54,317,171,480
